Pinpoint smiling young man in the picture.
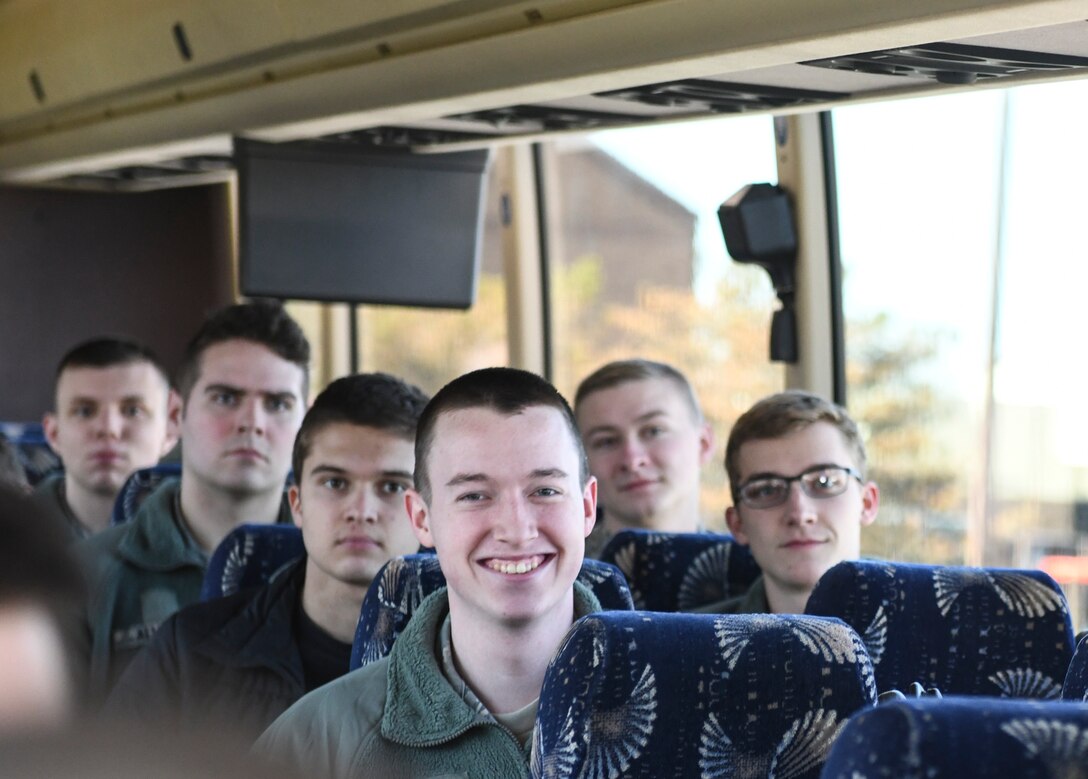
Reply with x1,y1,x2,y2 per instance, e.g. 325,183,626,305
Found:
103,373,427,743
37,338,178,538
700,390,879,615
574,359,714,557
78,301,310,697
256,367,599,779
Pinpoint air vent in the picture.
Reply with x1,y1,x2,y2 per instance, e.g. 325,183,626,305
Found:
445,104,637,133
596,79,845,113
55,154,233,191
315,126,493,147
804,42,1088,85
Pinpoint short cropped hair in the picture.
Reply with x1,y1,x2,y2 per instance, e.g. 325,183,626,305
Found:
291,373,429,480
53,337,170,394
574,358,703,423
414,367,588,502
0,435,29,492
175,300,311,403
724,390,868,500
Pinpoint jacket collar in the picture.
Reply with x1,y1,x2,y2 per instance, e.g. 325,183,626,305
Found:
740,575,770,613
115,479,204,571
381,582,602,747
116,480,293,572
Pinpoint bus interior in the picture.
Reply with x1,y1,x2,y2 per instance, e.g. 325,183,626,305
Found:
3,1,1088,627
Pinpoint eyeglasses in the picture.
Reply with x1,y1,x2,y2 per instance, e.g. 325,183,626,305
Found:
736,465,863,509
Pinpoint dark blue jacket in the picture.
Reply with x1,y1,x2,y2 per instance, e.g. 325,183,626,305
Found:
104,558,309,743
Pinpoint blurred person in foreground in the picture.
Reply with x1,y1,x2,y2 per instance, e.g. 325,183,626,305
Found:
0,485,84,733
0,434,30,492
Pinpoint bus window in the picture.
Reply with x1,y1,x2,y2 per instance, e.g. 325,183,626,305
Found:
541,117,785,529
835,80,1088,631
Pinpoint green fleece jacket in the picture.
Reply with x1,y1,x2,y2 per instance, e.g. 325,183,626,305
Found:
78,479,292,698
256,582,602,779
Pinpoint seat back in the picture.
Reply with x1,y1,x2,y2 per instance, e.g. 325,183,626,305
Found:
109,462,182,526
822,696,1088,778
200,524,305,601
1061,633,1088,701
0,421,61,486
598,529,761,611
805,560,1075,698
351,554,634,670
531,611,876,779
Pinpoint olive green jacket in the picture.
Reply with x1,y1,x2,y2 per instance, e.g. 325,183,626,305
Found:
256,582,602,779
78,479,292,699
693,573,771,615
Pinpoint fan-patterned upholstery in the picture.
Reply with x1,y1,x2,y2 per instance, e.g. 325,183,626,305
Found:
531,611,876,779
805,561,1074,698
109,463,182,526
1061,633,1088,701
597,529,762,611
350,553,634,670
0,421,61,485
822,696,1088,778
199,523,305,601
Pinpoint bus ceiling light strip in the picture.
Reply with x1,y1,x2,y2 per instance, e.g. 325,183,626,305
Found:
718,183,799,364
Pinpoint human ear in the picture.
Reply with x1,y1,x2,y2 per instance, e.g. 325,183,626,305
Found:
697,422,716,465
160,390,182,456
42,413,60,451
582,477,598,538
859,481,879,527
405,490,435,548
288,485,303,529
725,505,749,545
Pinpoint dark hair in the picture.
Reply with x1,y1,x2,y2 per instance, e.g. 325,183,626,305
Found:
0,435,29,492
0,486,83,616
175,300,311,402
414,367,587,502
291,372,429,479
725,390,868,499
574,358,703,422
54,337,170,393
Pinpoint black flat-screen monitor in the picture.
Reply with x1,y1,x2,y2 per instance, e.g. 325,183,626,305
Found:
236,138,490,309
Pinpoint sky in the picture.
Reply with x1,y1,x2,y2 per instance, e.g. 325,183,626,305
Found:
583,113,778,304
586,79,1088,468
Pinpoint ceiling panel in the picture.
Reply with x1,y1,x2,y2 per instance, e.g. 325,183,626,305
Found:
2,3,1087,188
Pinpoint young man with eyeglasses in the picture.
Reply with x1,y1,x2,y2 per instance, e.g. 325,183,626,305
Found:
700,390,879,615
